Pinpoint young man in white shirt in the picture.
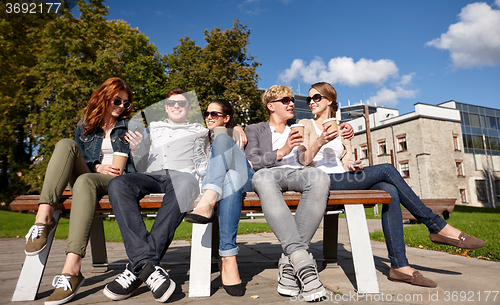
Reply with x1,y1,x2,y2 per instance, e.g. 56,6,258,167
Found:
104,89,207,303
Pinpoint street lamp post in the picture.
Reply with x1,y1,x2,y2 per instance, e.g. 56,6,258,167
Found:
348,106,378,215
348,105,373,166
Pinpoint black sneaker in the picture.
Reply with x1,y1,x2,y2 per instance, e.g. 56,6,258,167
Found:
139,263,175,303
103,264,143,300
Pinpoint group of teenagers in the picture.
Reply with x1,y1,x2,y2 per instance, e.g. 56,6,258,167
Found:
24,77,485,305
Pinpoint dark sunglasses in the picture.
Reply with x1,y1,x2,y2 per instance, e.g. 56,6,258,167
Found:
166,100,188,108
269,96,295,105
113,98,131,109
306,94,327,105
203,111,224,119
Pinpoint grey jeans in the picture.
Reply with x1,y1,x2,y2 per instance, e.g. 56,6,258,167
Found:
251,167,330,255
38,138,113,257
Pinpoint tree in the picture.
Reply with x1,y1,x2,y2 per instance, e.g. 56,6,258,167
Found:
165,20,266,126
0,0,58,204
1,0,168,198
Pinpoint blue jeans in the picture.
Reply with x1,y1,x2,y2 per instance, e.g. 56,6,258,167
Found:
108,171,200,274
203,134,254,257
252,167,330,256
328,163,448,268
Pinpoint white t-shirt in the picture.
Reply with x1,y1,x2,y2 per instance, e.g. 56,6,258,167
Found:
270,125,302,169
311,120,345,174
100,138,113,165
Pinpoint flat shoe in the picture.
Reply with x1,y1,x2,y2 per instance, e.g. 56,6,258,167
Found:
430,231,485,249
389,268,437,288
184,212,215,224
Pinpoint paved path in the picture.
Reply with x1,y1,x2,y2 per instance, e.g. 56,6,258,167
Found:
2,219,499,305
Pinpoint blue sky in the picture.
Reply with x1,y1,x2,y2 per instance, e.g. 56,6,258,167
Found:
85,0,500,115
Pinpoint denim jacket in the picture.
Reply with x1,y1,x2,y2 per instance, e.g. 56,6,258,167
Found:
74,118,136,173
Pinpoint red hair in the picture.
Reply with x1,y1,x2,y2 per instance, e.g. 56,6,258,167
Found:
82,78,133,135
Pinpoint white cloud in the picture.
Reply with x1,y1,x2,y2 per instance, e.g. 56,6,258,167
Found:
426,2,500,68
279,56,399,87
368,73,418,107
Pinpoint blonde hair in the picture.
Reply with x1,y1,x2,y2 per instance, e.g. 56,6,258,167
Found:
261,85,294,114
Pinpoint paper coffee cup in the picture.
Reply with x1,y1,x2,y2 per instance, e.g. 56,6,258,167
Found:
112,152,128,175
213,126,228,138
290,124,305,137
322,118,338,134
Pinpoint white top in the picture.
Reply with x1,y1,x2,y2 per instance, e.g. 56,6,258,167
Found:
270,125,302,169
146,120,208,175
100,138,113,165
312,120,345,174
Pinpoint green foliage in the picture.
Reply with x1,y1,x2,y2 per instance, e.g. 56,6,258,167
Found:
165,20,266,126
1,0,167,198
370,205,500,262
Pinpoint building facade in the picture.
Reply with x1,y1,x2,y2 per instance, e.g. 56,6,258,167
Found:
345,102,500,208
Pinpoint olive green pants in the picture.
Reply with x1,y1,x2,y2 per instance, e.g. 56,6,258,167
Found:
39,138,113,257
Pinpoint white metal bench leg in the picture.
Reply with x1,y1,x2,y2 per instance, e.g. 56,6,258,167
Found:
188,223,212,297
344,204,379,294
12,210,61,301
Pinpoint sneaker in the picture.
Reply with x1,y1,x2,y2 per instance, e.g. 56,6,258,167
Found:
277,254,300,296
103,264,143,300
25,218,57,255
45,273,85,305
290,250,326,302
139,263,176,303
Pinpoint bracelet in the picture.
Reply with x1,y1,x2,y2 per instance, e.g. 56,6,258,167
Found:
131,146,139,151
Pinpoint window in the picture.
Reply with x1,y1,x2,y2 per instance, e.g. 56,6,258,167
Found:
476,180,488,201
378,140,387,155
453,134,460,151
354,148,358,161
360,144,368,159
400,161,410,177
460,189,467,204
456,161,464,176
397,136,407,151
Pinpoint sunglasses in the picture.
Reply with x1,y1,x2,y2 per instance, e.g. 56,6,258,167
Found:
166,100,188,108
306,94,327,105
269,96,295,105
203,111,224,119
113,98,131,109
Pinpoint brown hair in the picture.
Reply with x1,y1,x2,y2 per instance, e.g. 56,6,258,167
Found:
310,82,338,118
166,88,185,99
82,77,133,135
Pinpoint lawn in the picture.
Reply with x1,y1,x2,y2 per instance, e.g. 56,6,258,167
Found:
370,205,500,262
1,205,499,262
0,210,272,242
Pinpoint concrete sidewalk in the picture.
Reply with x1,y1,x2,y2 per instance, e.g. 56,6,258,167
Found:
1,218,499,305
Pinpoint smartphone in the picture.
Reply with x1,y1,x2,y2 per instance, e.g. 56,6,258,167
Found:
353,162,364,168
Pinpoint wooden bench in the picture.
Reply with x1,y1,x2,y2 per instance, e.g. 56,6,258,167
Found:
9,190,391,301
401,198,456,222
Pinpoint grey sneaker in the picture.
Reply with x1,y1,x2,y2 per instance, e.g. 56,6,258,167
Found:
277,254,300,296
25,218,57,256
290,250,326,302
45,273,85,305
103,264,143,300
139,263,175,303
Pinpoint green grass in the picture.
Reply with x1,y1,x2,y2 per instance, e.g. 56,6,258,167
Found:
370,205,500,262
0,210,271,242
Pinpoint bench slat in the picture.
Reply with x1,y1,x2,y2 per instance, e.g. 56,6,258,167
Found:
9,190,391,212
